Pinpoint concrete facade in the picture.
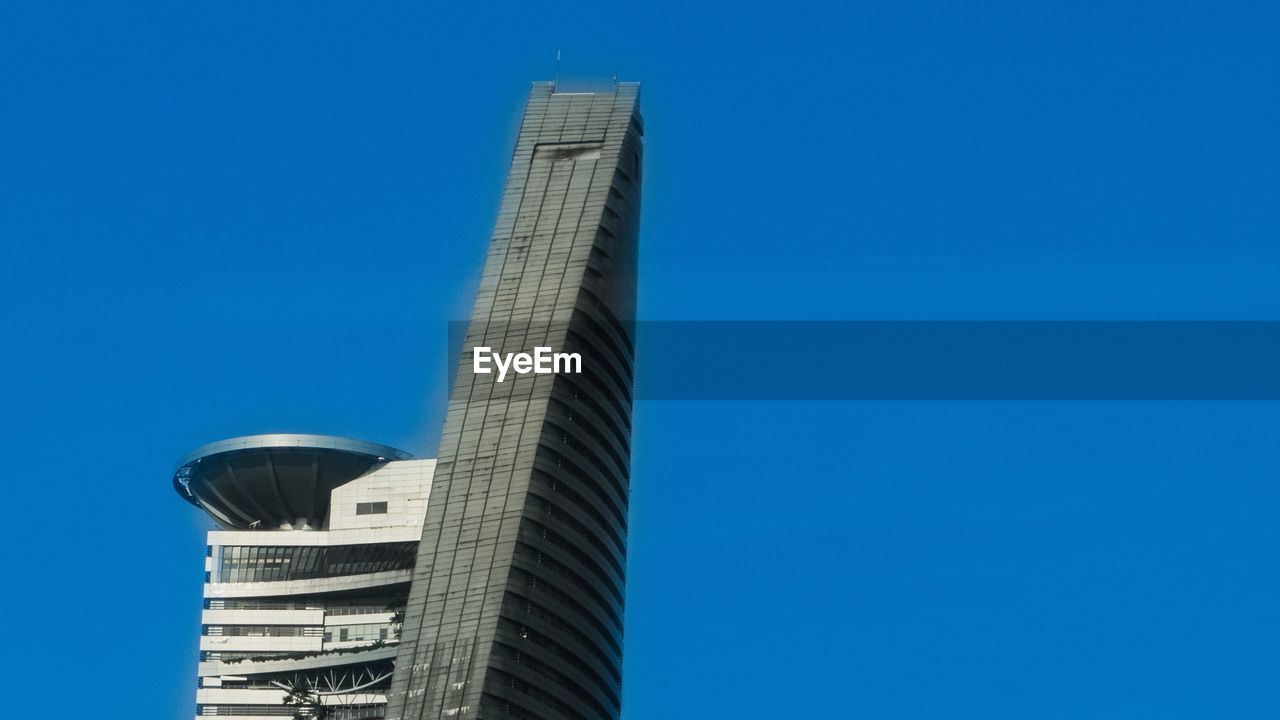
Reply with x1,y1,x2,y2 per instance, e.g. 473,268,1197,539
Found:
388,83,642,720
180,442,434,720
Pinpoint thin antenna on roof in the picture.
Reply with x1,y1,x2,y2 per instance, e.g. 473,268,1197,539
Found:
612,71,619,87
554,50,561,90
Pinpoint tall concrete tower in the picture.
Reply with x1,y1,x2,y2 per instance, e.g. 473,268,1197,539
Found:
387,82,642,720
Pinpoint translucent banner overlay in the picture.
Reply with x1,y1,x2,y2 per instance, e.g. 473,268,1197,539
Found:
448,321,1280,400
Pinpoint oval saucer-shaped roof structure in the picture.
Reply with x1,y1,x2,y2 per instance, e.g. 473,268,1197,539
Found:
173,434,411,529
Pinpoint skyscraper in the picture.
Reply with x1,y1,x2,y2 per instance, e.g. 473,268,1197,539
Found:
176,81,641,720
387,83,641,720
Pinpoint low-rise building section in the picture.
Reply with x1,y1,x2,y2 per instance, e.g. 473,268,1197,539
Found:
175,434,433,720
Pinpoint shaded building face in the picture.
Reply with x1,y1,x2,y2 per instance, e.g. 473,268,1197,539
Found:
388,83,642,720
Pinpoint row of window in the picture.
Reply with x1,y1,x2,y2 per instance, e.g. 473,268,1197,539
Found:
512,541,620,629
213,542,417,584
523,519,622,604
558,373,631,454
502,597,621,692
205,598,399,613
549,397,629,481
529,491,624,576
205,598,320,611
492,640,614,719
545,426,628,511
566,326,632,412
323,622,396,644
510,565,622,653
204,625,324,637
197,705,385,718
530,469,625,557
489,669,595,720
536,449,626,530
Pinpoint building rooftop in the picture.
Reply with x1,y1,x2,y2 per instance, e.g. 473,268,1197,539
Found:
173,434,411,530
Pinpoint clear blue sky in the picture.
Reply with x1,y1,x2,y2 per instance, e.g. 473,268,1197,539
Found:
2,2,1278,718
